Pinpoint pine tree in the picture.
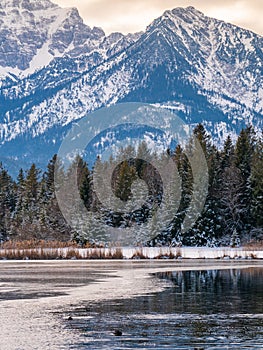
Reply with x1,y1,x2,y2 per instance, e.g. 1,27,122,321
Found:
221,135,235,170
230,228,241,247
25,163,41,203
78,158,92,210
235,127,255,178
22,164,41,237
38,155,71,240
0,164,15,240
234,126,256,232
183,124,218,246
114,160,137,202
13,168,26,228
251,134,263,229
42,154,57,200
136,140,152,177
170,145,193,245
193,123,213,157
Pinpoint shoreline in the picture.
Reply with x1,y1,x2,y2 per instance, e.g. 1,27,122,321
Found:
1,260,262,350
0,246,263,260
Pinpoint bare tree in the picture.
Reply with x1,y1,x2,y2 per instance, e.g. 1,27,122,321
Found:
220,165,246,234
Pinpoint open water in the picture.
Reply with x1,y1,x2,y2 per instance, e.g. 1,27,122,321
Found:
0,260,262,349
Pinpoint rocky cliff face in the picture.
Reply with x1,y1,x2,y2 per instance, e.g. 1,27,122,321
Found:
0,0,141,79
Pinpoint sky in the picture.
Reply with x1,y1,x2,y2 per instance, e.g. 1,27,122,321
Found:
52,0,262,36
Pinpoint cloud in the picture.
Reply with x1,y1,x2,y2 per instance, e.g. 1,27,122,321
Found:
201,0,263,34
53,0,263,35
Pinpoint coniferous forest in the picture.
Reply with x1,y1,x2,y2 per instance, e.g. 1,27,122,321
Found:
0,124,262,247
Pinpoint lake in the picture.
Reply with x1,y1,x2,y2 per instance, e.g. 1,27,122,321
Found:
0,260,262,349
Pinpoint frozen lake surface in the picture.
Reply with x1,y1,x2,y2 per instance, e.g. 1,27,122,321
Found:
0,260,262,349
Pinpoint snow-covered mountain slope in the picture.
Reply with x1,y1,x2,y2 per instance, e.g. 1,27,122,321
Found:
0,2,262,172
0,0,141,81
0,0,101,78
149,7,263,112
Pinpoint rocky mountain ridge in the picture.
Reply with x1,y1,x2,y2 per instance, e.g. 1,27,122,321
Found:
0,0,262,172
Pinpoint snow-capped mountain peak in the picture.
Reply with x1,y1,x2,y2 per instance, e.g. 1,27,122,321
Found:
145,6,262,115
0,2,262,173
0,0,106,78
0,0,57,10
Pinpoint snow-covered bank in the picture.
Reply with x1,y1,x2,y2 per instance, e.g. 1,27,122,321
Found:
120,246,263,260
0,246,262,259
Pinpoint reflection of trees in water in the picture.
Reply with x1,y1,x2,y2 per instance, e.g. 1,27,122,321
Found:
155,268,263,314
76,268,263,317
68,267,263,349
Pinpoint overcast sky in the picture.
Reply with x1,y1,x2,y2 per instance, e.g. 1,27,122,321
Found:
53,0,262,36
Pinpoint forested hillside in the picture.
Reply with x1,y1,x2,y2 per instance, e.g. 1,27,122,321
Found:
0,125,262,247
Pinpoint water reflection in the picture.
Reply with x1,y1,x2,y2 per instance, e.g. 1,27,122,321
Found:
66,268,263,349
155,268,263,314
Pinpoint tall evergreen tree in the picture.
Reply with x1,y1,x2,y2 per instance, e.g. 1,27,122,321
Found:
221,135,235,170
251,134,263,229
114,160,137,202
77,157,92,210
0,164,15,240
25,163,41,203
184,124,219,246
20,163,42,234
234,126,256,232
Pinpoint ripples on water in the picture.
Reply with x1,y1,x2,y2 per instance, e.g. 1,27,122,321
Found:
65,268,263,349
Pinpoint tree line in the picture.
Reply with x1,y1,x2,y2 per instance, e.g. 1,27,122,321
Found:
0,124,262,246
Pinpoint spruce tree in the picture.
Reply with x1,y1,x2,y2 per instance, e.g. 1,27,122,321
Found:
13,168,26,228
21,164,42,235
183,124,218,246
0,164,15,240
234,126,256,232
251,134,263,229
78,158,92,210
114,160,137,202
221,135,235,170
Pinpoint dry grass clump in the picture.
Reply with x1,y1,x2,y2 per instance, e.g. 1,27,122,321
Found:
0,247,83,260
0,239,77,250
131,247,148,259
0,245,125,260
247,253,257,259
155,252,174,259
86,248,107,259
109,247,124,259
243,241,263,251
64,249,83,259
80,247,124,259
154,248,182,259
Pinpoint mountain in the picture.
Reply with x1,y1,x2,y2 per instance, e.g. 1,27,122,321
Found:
0,0,141,78
0,1,262,173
